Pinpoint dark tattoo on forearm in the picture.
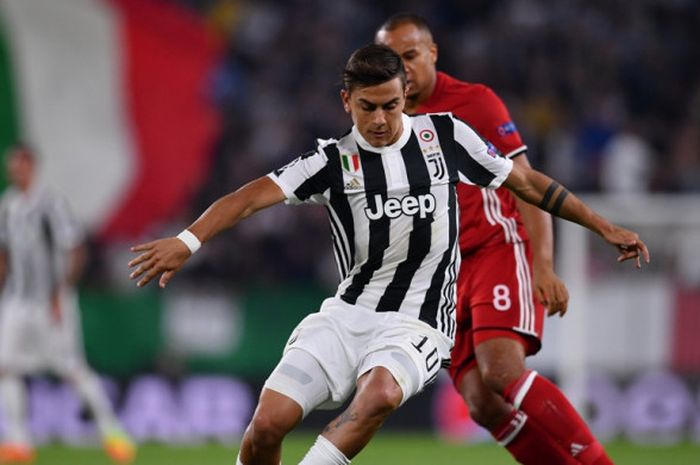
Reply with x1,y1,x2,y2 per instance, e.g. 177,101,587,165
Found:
539,181,570,216
323,410,359,433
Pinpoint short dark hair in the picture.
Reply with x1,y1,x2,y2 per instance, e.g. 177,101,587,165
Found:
342,44,406,93
376,13,433,39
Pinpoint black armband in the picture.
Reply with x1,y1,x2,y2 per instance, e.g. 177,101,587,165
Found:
550,189,569,216
539,181,570,216
538,182,560,210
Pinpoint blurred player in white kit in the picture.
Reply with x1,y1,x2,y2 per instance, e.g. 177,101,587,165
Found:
0,144,135,464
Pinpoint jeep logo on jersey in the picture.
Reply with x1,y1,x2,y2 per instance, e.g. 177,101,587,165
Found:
364,193,436,220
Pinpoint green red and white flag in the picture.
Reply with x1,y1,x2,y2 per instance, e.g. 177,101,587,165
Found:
0,0,222,240
341,153,360,173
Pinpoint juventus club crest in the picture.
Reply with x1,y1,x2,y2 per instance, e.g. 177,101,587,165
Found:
416,127,447,180
426,153,446,179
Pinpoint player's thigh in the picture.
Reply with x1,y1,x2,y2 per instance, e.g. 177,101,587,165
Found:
469,242,544,353
266,308,361,420
359,323,448,406
249,386,305,438
47,294,88,375
350,365,403,414
0,301,47,373
263,347,333,419
448,325,477,390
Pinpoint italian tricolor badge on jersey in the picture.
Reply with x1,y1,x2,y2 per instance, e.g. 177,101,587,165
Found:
341,153,361,172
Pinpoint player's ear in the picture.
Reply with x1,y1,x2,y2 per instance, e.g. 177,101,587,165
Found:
340,89,351,114
430,41,438,65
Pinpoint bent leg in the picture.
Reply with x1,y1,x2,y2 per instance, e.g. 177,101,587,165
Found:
240,348,332,465
308,367,403,462
459,364,515,431
462,336,580,464
474,335,528,394
504,369,614,465
0,373,30,446
240,389,303,465
63,365,121,436
476,336,613,464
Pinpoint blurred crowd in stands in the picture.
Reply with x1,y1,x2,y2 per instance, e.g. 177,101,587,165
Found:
141,0,700,287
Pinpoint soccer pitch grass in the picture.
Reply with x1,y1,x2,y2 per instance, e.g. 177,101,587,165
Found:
33,433,700,465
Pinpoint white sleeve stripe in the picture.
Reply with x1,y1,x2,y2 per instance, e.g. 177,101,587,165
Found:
505,146,527,159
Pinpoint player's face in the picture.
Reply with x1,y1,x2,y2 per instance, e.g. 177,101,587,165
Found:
376,23,437,109
6,149,34,191
341,77,407,148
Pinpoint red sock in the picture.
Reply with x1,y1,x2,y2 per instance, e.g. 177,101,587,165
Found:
490,409,579,465
504,370,614,465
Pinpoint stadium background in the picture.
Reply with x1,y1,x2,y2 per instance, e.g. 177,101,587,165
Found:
0,0,699,463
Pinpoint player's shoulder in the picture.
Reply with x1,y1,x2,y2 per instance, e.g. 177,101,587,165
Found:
458,82,504,106
410,111,454,120
409,112,459,132
437,71,498,98
293,137,339,162
0,190,11,212
0,188,14,203
33,186,74,216
314,137,338,158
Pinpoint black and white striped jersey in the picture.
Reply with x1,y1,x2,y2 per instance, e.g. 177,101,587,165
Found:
0,185,82,304
269,113,512,339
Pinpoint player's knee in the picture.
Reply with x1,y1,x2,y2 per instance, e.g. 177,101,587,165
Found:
462,388,498,427
248,411,290,449
355,381,403,419
480,363,523,395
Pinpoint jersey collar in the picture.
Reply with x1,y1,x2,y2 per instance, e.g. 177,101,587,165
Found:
351,113,413,154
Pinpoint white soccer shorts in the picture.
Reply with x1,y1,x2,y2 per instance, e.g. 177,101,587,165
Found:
0,289,86,375
263,297,451,417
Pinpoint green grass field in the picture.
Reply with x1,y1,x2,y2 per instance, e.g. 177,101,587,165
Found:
31,433,700,464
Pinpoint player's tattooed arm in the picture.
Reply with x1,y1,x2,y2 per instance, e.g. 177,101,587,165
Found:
537,181,570,217
503,164,650,268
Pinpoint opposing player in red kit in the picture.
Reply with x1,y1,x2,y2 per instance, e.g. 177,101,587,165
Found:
377,14,615,465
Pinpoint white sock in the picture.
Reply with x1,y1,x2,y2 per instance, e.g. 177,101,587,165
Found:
0,376,30,446
70,369,121,437
298,435,350,465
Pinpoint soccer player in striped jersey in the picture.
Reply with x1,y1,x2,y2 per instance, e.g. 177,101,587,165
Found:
129,44,648,465
0,145,135,464
376,13,613,465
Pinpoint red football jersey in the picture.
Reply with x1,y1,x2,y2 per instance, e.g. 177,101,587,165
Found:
417,72,529,255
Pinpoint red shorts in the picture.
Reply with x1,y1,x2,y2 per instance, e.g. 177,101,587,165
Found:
448,240,544,387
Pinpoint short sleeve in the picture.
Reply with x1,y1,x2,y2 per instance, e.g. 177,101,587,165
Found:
268,147,331,205
452,115,513,189
468,85,527,159
46,193,83,249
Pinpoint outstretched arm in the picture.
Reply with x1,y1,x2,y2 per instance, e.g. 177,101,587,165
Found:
503,164,650,268
511,155,569,317
129,176,285,288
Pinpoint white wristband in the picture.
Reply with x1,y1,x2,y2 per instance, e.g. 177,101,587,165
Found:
176,229,201,254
